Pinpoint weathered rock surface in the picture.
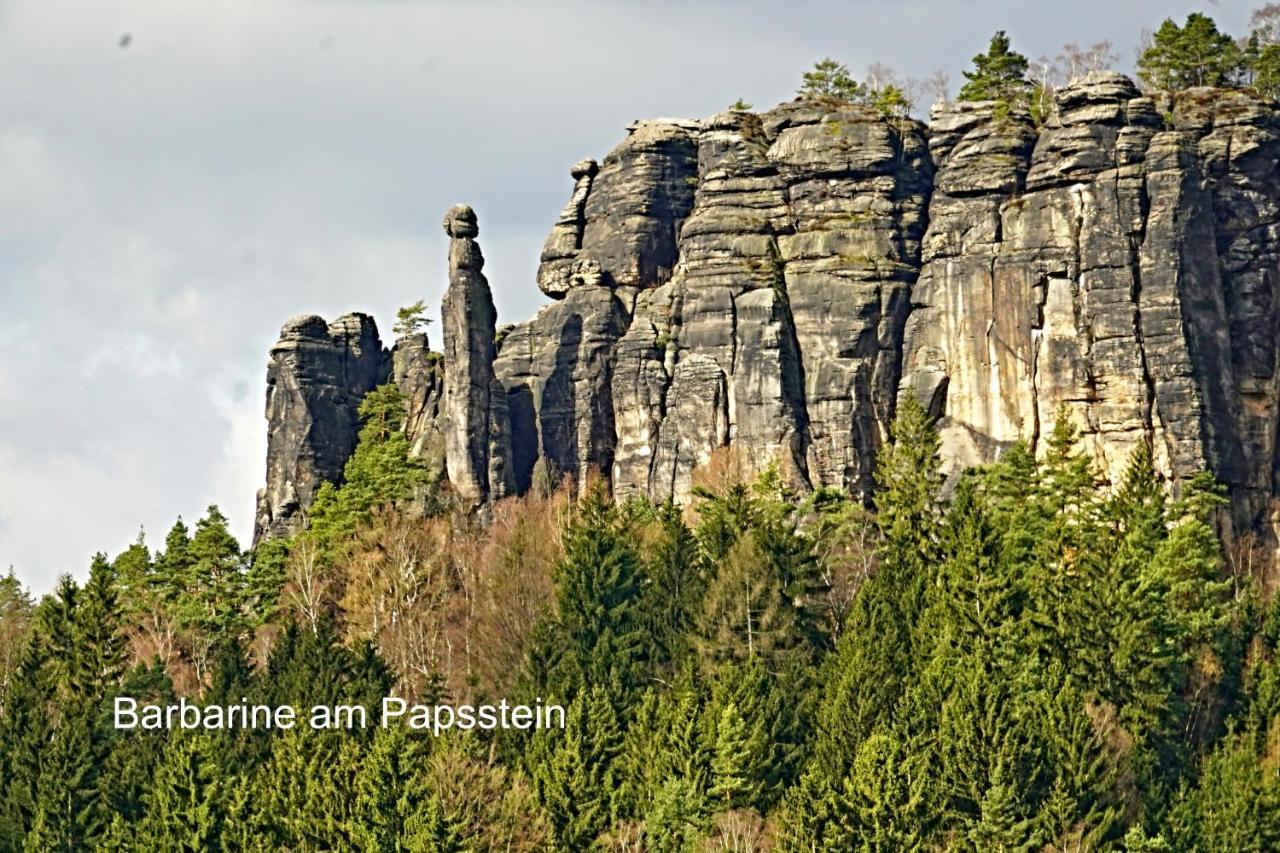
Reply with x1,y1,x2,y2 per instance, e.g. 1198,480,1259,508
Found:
901,73,1280,539
254,312,388,542
258,73,1280,552
441,204,510,505
494,285,631,493
390,332,446,483
537,120,698,297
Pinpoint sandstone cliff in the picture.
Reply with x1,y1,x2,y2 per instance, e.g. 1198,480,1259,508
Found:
254,312,387,541
255,72,1280,547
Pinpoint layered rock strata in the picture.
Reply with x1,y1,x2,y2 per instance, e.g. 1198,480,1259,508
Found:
257,74,1280,549
253,312,387,542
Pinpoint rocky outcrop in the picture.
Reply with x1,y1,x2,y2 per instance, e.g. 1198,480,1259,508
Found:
441,204,510,506
254,313,388,542
494,285,631,493
537,121,699,298
257,73,1280,552
608,103,932,502
901,73,1280,537
390,332,446,483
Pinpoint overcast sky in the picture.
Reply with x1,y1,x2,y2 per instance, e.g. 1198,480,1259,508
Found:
0,0,1246,593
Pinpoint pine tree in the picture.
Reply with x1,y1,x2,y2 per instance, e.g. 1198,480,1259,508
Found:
958,31,1032,102
797,58,866,100
1137,14,1244,91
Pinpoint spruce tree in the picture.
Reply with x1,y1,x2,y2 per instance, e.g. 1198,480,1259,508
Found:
532,686,624,849
134,733,224,850
534,483,649,702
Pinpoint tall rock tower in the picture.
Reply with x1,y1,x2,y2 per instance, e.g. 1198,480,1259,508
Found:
440,204,511,506
253,312,387,542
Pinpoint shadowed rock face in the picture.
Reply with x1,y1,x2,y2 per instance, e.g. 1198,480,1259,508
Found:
391,332,446,484
257,73,1280,551
254,312,388,542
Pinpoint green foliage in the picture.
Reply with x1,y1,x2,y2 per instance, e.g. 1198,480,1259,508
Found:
2,350,1276,848
530,484,651,702
392,299,431,336
308,383,436,554
728,98,753,111
958,30,1032,102
797,58,865,100
1245,36,1280,100
1138,14,1244,91
531,686,624,849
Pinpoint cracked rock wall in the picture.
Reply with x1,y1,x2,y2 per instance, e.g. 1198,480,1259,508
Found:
257,72,1280,549
901,73,1280,537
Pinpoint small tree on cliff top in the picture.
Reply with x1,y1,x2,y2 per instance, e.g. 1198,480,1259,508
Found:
798,58,866,101
958,31,1031,102
1137,14,1242,91
393,300,431,337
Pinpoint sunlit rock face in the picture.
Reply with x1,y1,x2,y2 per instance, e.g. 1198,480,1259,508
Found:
258,75,1280,552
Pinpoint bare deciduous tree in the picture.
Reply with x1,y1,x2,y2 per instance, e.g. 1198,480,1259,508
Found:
924,69,951,107
342,509,452,700
282,535,335,635
702,808,775,851
808,504,880,639
1252,3,1280,45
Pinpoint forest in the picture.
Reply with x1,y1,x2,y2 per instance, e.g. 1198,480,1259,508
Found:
0,385,1277,850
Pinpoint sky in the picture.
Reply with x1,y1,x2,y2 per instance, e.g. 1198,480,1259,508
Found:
0,0,1250,593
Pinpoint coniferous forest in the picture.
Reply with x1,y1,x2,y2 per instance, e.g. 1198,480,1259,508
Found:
0,388,1278,850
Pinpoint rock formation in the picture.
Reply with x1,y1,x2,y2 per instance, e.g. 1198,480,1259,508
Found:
901,73,1279,537
254,312,387,542
256,73,1280,551
441,204,510,505
390,331,446,483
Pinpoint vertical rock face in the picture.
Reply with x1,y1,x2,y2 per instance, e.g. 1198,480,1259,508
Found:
609,103,932,502
257,75,1280,550
390,331,447,484
901,73,1280,537
441,204,509,505
536,121,699,298
254,313,388,542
